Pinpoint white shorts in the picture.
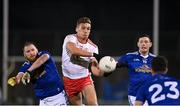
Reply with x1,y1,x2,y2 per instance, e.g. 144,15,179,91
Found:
128,95,148,106
39,90,68,106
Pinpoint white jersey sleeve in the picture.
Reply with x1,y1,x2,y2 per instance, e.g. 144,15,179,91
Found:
61,34,98,79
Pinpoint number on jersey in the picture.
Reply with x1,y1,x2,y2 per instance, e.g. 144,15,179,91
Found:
149,81,179,104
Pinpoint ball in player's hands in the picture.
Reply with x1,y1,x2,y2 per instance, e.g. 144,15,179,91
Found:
99,56,117,73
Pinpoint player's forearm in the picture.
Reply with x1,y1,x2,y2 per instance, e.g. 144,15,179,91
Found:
72,48,92,57
28,54,49,72
67,42,93,57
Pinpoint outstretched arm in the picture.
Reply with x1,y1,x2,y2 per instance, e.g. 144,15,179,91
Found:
21,54,49,85
102,61,128,77
27,54,49,72
67,42,93,57
67,42,103,62
116,61,128,69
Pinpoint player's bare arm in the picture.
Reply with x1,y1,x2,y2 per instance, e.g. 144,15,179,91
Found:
27,54,49,72
66,42,93,57
21,54,49,85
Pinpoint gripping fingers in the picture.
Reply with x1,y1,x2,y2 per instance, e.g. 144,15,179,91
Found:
21,78,27,85
21,72,30,85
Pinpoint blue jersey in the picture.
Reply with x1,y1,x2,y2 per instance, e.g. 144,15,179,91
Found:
19,51,64,99
118,51,155,96
136,74,180,105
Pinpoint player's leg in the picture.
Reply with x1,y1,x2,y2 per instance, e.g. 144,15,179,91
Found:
68,92,83,105
82,84,98,105
63,76,83,105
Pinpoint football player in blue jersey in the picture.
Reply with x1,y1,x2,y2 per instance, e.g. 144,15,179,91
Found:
135,56,180,105
7,42,67,106
115,34,155,106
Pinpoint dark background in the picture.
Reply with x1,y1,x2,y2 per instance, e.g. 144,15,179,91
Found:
1,0,180,105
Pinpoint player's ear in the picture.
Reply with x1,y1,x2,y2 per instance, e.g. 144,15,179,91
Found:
24,53,28,60
75,25,79,32
36,48,38,53
149,42,152,47
137,41,140,48
23,50,26,58
164,67,168,74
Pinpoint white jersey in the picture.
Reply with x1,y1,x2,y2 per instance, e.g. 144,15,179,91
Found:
62,34,98,79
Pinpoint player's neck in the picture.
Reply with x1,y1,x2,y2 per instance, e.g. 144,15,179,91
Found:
77,36,88,44
139,51,149,57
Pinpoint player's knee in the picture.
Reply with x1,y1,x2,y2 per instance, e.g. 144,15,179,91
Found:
86,98,98,105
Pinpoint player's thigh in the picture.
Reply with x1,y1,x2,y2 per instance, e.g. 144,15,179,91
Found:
82,84,98,104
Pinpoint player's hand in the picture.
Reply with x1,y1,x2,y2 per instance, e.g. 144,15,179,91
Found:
8,77,16,86
91,58,98,67
21,71,31,85
93,53,103,62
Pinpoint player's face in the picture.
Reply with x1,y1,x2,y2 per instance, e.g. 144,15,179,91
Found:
76,23,91,40
23,44,38,62
137,37,152,54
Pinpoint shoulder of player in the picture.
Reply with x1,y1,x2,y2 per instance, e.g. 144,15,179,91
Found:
118,51,138,60
149,53,156,57
125,51,139,56
21,61,31,67
38,51,50,55
125,51,156,58
20,61,31,72
37,51,51,60
87,39,98,48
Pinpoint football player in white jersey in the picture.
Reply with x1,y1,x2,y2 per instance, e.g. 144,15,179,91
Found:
62,17,103,105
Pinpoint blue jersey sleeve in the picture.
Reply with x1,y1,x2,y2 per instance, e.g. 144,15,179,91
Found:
118,55,126,63
38,51,52,62
19,51,51,73
38,51,51,57
117,55,128,68
19,62,31,73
